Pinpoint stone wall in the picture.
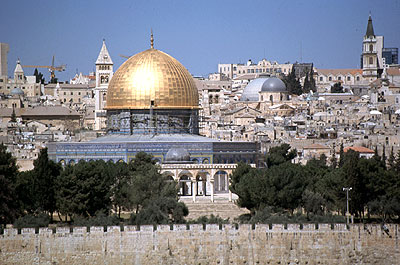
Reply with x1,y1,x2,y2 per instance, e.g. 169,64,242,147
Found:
1,224,399,264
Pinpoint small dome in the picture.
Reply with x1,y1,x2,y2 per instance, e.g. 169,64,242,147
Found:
165,147,190,162
240,78,268,101
11,87,24,95
261,77,287,92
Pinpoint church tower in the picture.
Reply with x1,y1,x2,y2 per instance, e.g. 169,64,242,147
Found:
362,15,383,81
94,39,113,130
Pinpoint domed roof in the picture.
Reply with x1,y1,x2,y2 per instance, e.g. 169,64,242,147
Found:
240,78,268,101
165,147,190,162
10,87,24,96
105,48,198,110
261,77,287,92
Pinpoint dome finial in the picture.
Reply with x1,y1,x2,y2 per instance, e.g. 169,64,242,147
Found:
150,28,154,49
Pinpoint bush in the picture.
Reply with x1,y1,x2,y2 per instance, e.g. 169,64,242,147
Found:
188,214,229,224
73,212,120,227
13,213,51,229
237,206,346,224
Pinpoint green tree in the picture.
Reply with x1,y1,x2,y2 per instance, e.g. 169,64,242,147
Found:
283,67,303,95
10,108,16,122
56,160,114,219
127,152,188,224
309,67,316,92
387,146,395,170
330,150,337,169
0,144,20,224
31,148,61,219
338,143,344,167
330,82,344,93
265,143,297,168
303,71,311,93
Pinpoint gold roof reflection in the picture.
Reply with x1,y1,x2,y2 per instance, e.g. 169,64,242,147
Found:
105,48,198,110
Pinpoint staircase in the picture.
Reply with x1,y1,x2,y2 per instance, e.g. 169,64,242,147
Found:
179,196,250,220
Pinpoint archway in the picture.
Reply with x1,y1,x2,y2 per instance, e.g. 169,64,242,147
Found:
179,175,192,196
196,175,207,196
214,170,229,193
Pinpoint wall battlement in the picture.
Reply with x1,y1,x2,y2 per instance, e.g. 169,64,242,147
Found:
1,224,399,264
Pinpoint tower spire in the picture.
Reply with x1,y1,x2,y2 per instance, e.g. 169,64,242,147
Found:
151,29,154,49
365,13,375,37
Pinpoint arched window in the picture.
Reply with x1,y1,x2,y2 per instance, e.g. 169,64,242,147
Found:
369,57,373,65
270,95,273,102
369,44,373,52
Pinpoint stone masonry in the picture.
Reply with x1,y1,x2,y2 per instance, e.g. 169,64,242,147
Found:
1,224,399,264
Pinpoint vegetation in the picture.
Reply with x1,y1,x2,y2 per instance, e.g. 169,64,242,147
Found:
230,144,400,224
1,142,399,228
282,67,303,95
1,148,188,227
331,82,344,93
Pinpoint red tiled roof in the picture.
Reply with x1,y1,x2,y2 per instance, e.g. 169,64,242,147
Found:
344,146,374,153
316,69,362,76
303,143,330,149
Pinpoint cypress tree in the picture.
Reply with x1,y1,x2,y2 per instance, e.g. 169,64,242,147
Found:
388,146,395,170
338,143,345,167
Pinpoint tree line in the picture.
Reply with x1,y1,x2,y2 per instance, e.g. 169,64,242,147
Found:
230,144,400,224
0,145,188,227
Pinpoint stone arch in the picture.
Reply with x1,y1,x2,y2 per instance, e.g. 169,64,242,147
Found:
202,158,209,164
178,171,193,196
59,159,65,166
214,170,229,193
192,158,199,164
162,170,175,180
196,172,209,196
117,159,125,163
69,159,75,165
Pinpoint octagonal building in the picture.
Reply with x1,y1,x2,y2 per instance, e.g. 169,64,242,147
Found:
48,37,259,165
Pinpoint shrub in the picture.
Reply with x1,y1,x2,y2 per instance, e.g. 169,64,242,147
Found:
13,213,51,229
73,212,120,227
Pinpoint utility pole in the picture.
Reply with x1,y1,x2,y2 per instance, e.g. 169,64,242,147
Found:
343,187,352,225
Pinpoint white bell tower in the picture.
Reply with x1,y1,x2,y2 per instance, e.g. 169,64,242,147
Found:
362,15,383,81
94,39,113,130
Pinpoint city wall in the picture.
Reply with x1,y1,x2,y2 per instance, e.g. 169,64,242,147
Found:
1,224,399,264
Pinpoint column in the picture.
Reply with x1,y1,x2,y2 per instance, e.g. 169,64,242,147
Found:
192,180,197,202
229,190,232,202
210,181,214,203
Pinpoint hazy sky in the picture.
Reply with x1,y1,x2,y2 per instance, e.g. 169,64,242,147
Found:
1,0,399,81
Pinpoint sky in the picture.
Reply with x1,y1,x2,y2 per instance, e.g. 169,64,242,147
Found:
1,0,399,81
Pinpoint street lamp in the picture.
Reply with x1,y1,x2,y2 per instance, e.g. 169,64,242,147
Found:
343,187,352,224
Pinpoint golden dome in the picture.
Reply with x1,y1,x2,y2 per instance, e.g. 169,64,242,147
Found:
105,48,198,110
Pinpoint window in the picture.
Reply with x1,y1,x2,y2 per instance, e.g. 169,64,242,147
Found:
70,92,73,95
320,77,323,81
338,76,341,81
347,76,351,81
356,76,360,81
64,92,66,95
369,44,373,52
329,77,332,81
78,92,81,95
369,57,373,64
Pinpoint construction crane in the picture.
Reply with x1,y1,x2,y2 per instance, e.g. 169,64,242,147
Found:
22,55,66,82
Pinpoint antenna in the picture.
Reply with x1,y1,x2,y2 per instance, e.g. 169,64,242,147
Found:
300,41,303,62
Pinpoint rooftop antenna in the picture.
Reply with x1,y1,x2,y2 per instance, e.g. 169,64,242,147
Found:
300,41,303,62
150,29,154,49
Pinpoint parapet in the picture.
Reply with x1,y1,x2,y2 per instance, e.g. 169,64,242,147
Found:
1,223,397,237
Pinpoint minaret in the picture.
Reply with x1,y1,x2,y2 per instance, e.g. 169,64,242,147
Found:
94,39,114,130
362,15,383,80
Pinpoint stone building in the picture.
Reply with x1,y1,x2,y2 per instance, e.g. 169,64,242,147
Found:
48,36,259,198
